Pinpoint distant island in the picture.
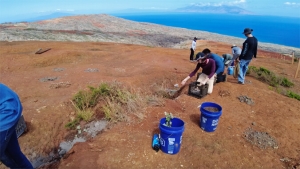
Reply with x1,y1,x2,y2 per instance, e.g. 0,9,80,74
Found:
175,4,253,15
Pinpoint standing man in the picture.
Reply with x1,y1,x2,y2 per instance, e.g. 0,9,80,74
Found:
181,55,216,94
0,83,33,169
190,37,197,61
238,28,258,84
230,44,242,66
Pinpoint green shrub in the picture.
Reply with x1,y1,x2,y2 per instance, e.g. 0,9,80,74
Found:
280,77,294,87
247,66,299,101
72,83,111,110
65,118,80,129
77,109,93,122
247,66,294,87
66,81,161,129
286,91,300,101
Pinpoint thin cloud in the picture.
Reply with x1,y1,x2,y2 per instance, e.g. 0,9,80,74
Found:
138,7,169,10
231,0,246,4
191,0,246,7
284,2,300,6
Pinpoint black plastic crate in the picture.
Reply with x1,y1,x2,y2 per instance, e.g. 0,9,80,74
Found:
188,82,208,99
15,115,27,138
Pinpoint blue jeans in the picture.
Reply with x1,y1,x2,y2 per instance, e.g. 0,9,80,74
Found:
0,122,33,169
238,59,251,83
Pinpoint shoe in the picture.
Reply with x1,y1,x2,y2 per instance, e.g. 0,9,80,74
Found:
238,81,244,85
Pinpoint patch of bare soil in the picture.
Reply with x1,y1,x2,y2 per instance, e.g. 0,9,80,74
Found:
0,40,300,169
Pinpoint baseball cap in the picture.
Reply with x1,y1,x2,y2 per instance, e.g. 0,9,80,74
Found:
196,52,206,61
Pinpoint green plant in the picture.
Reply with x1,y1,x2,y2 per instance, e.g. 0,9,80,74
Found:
286,91,300,101
77,109,93,122
65,100,94,129
72,83,111,110
247,66,294,88
66,81,168,129
280,77,294,87
65,118,80,129
164,112,174,127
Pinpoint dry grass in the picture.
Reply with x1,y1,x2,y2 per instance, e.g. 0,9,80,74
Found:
66,80,165,128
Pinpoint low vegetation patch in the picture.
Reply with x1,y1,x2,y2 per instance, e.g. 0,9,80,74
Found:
65,81,164,129
247,66,299,101
286,91,300,101
247,66,294,87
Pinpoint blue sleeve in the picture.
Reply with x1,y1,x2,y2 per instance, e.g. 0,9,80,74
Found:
0,84,22,131
208,60,216,79
210,54,225,74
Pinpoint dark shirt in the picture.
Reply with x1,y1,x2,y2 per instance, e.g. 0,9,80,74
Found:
239,36,258,60
189,58,216,79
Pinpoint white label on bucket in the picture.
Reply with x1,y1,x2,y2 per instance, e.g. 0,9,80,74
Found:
180,136,182,144
168,138,175,145
212,119,219,126
160,138,165,146
202,117,207,123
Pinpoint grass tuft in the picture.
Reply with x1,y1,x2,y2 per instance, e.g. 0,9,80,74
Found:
65,81,164,129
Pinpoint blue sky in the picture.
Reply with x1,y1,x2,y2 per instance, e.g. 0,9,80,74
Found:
0,0,299,22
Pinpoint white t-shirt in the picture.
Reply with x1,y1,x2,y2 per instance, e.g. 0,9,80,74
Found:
191,40,196,50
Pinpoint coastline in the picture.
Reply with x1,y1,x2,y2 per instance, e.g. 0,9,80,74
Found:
163,25,300,55
0,14,299,56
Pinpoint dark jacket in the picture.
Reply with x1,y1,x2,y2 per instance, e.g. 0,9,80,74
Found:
239,36,258,60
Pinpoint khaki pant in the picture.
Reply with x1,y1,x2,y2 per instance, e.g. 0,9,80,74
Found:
196,73,215,94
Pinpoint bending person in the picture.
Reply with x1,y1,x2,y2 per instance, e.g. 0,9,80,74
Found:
201,48,225,83
231,44,242,66
181,55,216,94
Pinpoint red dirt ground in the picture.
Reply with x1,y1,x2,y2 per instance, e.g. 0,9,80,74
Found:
1,40,300,169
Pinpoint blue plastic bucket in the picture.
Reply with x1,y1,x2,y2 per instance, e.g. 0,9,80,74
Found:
159,117,185,155
200,102,222,132
227,66,234,75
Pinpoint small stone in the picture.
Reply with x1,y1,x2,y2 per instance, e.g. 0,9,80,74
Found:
252,122,256,126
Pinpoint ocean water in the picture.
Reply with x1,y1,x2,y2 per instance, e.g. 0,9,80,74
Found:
114,13,300,48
